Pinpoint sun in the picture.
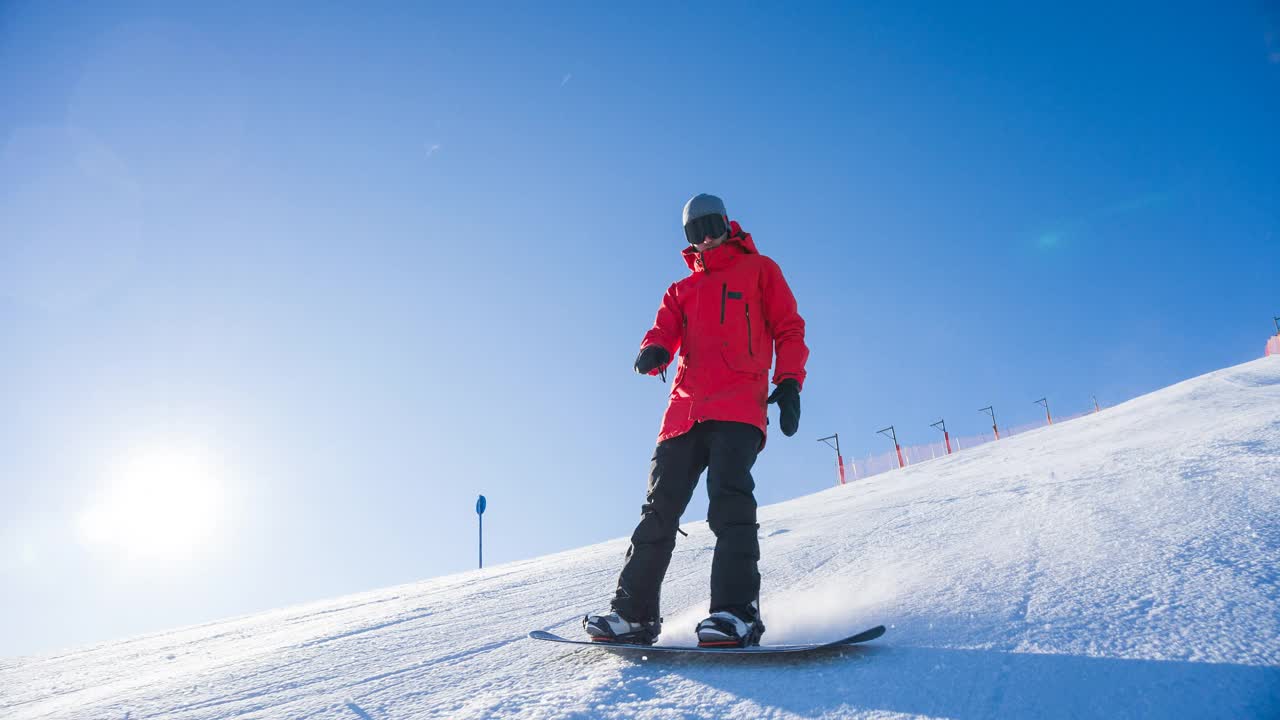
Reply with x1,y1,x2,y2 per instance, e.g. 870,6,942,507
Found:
78,448,225,560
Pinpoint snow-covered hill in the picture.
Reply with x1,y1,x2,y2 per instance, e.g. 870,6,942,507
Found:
4,358,1279,719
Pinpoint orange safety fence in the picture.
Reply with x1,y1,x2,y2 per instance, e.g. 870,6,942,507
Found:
842,408,1097,484
839,335,1277,486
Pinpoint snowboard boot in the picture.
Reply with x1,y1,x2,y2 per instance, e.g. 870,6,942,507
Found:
583,611,662,646
696,601,765,648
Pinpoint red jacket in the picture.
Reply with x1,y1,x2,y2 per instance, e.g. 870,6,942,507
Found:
641,221,808,447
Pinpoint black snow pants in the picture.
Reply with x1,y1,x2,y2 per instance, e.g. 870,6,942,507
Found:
611,420,763,622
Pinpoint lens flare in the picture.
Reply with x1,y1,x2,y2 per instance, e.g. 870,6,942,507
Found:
78,448,224,560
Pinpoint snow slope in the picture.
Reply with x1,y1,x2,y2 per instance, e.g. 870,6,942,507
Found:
4,357,1279,719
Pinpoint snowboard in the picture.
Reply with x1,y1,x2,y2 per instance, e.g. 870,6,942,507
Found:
528,624,885,655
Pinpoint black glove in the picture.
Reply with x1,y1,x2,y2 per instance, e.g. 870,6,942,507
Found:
634,345,671,376
767,378,801,437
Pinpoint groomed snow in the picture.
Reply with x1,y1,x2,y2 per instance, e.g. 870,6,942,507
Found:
4,357,1279,719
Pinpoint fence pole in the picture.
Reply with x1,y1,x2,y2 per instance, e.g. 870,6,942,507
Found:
930,419,952,454
1035,397,1052,425
818,434,846,485
878,426,904,469
981,406,1000,440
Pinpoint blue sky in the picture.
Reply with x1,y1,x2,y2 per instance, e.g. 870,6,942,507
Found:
2,1,1277,657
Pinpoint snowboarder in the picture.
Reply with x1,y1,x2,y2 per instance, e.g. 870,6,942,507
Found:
585,193,809,647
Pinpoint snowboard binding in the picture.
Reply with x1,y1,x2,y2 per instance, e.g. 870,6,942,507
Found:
582,612,662,646
696,603,765,648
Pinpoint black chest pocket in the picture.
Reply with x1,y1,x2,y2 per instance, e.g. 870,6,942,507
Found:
718,284,766,372
721,286,745,323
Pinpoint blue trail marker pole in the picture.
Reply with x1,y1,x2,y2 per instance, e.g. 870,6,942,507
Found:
476,495,487,569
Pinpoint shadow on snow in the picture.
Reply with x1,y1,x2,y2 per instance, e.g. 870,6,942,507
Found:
598,644,1279,719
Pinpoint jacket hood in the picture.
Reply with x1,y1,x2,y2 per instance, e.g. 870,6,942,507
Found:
682,220,759,273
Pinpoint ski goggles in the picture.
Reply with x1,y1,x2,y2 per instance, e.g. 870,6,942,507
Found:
683,213,728,246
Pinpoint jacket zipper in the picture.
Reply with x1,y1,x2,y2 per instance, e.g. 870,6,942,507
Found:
746,303,754,356
681,311,688,363
720,283,727,324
